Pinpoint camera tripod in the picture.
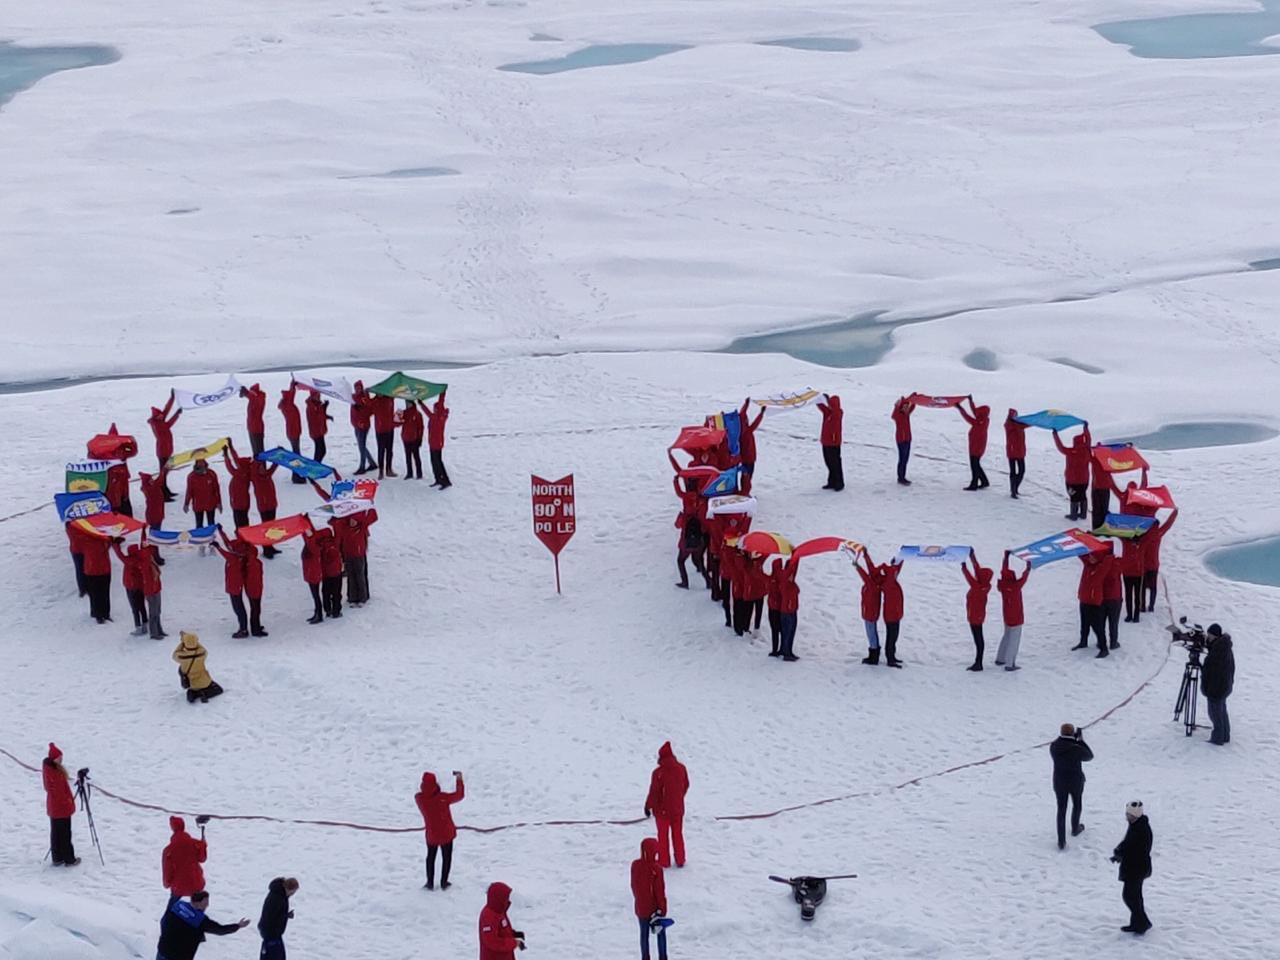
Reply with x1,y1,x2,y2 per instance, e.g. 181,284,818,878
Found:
1173,651,1202,738
74,769,105,865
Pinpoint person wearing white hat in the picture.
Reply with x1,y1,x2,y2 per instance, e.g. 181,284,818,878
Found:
1110,801,1153,934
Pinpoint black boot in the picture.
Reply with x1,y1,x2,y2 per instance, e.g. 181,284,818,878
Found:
861,647,880,665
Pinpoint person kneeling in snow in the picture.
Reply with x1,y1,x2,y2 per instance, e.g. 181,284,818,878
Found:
173,632,224,703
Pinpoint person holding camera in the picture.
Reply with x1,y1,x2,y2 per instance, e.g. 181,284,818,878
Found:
1049,723,1093,849
479,882,526,958
156,890,249,960
1110,801,1153,935
631,838,669,960
415,770,464,890
1201,624,1235,745
257,877,300,960
42,743,79,867
163,817,209,901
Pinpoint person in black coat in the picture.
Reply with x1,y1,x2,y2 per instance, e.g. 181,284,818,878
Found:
1111,802,1153,935
156,892,248,960
1049,723,1094,849
257,877,299,960
1200,624,1235,745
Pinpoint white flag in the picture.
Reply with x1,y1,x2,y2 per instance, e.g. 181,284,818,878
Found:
292,372,353,404
174,376,241,411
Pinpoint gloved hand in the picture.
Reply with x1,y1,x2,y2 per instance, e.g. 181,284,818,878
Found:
644,807,652,819
1109,855,1120,864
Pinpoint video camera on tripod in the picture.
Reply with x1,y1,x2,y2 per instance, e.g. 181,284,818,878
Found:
1168,616,1212,662
74,767,105,865
1168,616,1216,737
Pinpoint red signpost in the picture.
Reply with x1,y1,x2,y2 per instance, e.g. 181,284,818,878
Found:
531,474,576,594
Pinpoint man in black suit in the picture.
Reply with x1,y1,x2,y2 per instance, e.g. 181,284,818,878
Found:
1049,723,1094,850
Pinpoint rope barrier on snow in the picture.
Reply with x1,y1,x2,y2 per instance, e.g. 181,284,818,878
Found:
0,639,1175,835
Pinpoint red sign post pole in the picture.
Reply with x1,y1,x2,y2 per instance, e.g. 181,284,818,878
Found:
531,474,576,594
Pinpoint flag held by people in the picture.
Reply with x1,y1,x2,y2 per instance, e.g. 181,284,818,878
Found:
65,460,118,493
752,388,822,411
70,512,147,540
907,394,967,409
699,466,741,498
792,536,864,560
1014,409,1087,431
896,544,972,563
367,372,447,401
257,446,336,480
173,376,241,411
167,437,231,470
1093,513,1157,539
669,425,725,454
54,491,112,522
1009,529,1110,568
292,372,353,404
237,514,312,547
147,525,218,547
706,410,742,456
1123,485,1176,511
733,531,794,556
1092,443,1149,474
705,495,756,518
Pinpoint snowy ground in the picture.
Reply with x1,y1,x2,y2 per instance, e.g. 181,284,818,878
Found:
3,0,1280,957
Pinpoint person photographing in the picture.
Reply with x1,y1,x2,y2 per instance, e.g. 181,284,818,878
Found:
1049,723,1093,850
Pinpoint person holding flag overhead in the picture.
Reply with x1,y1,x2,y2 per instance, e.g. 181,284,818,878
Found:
961,549,993,671
423,391,451,489
854,550,883,665
223,443,254,530
400,399,424,480
1101,545,1123,650
306,390,332,464
139,470,169,544
892,396,914,485
278,383,306,485
1090,458,1121,532
736,397,766,493
1005,408,1028,499
1074,552,1109,657
1121,533,1145,623
1053,424,1092,520
816,394,844,491
81,529,113,624
300,526,325,624
995,551,1031,670
957,397,991,491
350,380,377,475
880,556,905,667
147,391,181,500
371,391,397,478
1142,508,1178,612
213,526,268,637
240,383,268,456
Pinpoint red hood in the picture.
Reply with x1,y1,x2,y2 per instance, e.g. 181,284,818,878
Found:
977,568,993,584
170,816,186,835
48,742,62,762
486,882,512,912
658,741,676,763
827,396,842,411
640,837,659,861
420,772,439,795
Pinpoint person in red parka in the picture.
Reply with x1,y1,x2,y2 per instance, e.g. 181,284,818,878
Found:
739,553,768,635
139,541,165,639
775,555,801,661
279,383,306,485
350,380,377,475
961,549,993,671
816,393,844,491
478,882,524,960
892,395,914,485
415,770,464,889
1073,552,1108,657
1101,545,1124,651
318,527,344,619
148,390,181,499
306,391,332,464
1053,424,1092,520
213,526,267,637
958,397,991,491
400,400,424,480
66,522,89,597
766,558,785,655
223,443,254,530
645,741,690,869
81,531,113,623
240,383,268,456
424,391,451,489
1121,531,1146,623
880,556,905,668
995,551,1031,671
1142,508,1178,613
735,397,766,494
329,509,377,606
371,392,397,479
1090,457,1121,533
300,527,325,624
115,541,149,635
139,470,169,535
855,549,884,665
183,458,222,546
248,459,281,557
1005,408,1028,499
105,459,133,517
630,837,668,960
162,816,208,899
43,743,78,866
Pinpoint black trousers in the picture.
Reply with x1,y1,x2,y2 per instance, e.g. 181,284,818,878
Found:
1079,603,1106,649
1122,878,1150,930
233,507,251,529
346,557,370,605
1142,569,1159,612
288,438,306,483
259,508,279,556
323,575,343,616
312,435,327,465
230,594,264,633
1054,783,1083,846
970,623,984,666
1008,457,1025,496
354,428,376,472
706,555,720,600
1091,487,1110,531
50,817,76,865
230,593,249,632
115,494,134,518
403,441,423,479
375,431,395,474
1123,576,1143,621
768,608,782,653
430,448,451,488
720,577,732,626
86,573,111,621
896,440,911,482
127,588,148,628
194,509,214,528
885,620,901,662
967,455,990,489
72,552,86,596
676,546,704,587
1066,483,1087,519
822,445,844,490
1104,599,1122,645
426,841,453,886
158,456,175,496
249,432,265,456
308,582,323,618
733,598,750,636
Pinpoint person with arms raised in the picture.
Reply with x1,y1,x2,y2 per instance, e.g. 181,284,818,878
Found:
994,551,1030,671
1053,424,1091,520
957,396,991,491
816,393,843,491
415,770,464,889
278,383,305,484
961,550,993,671
148,390,182,500
239,383,267,456
892,395,914,485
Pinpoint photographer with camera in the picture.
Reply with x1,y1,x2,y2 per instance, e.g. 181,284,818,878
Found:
1201,624,1235,745
1049,723,1093,850
41,743,79,867
163,816,209,901
1110,801,1153,935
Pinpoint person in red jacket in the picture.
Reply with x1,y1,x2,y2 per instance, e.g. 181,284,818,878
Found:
162,816,208,900
1053,424,1092,520
1101,545,1123,650
139,470,169,537
702,514,724,603
279,383,305,485
66,522,89,598
775,555,801,661
995,551,1031,671
730,548,755,637
855,550,884,665
115,541,149,635
736,397,766,494
1073,552,1108,657
183,458,223,545
350,380,377,474
675,510,706,590
305,391,332,464
424,391,451,489
961,550,993,671
957,397,991,491
140,540,165,639
816,393,844,491
478,882,524,960
148,390,181,500
1005,408,1028,499
81,531,113,623
105,459,133,517
415,770,464,889
1121,532,1146,623
892,395,914,485
240,383,268,456
741,553,768,635
248,459,281,557
371,392,397,478
880,556,905,668
1142,508,1178,612
766,558,785,655
300,527,325,624
400,400,424,480
645,741,690,869
318,527,344,619
332,509,378,605
1090,458,1121,532
43,743,79,866
213,526,268,637
223,442,254,530
630,838,669,960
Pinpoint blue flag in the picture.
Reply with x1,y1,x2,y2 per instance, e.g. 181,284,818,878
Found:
699,466,741,498
1014,409,1086,431
54,491,112,523
1010,529,1109,568
896,545,972,563
147,525,218,547
1093,513,1157,539
257,447,336,480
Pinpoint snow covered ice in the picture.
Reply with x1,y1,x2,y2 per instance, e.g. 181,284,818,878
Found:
2,0,1279,958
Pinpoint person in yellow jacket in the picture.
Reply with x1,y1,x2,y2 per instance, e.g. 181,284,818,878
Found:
173,632,224,703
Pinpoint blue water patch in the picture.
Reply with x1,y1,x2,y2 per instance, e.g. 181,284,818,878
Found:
0,41,120,110
724,311,900,367
529,33,562,42
757,37,861,52
1111,421,1278,450
1094,1,1280,59
498,43,692,74
1206,536,1280,588
1250,256,1280,271
963,348,999,371
340,167,460,180
1050,356,1105,375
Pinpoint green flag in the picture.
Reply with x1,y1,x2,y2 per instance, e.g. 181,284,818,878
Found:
65,460,113,493
367,372,447,401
